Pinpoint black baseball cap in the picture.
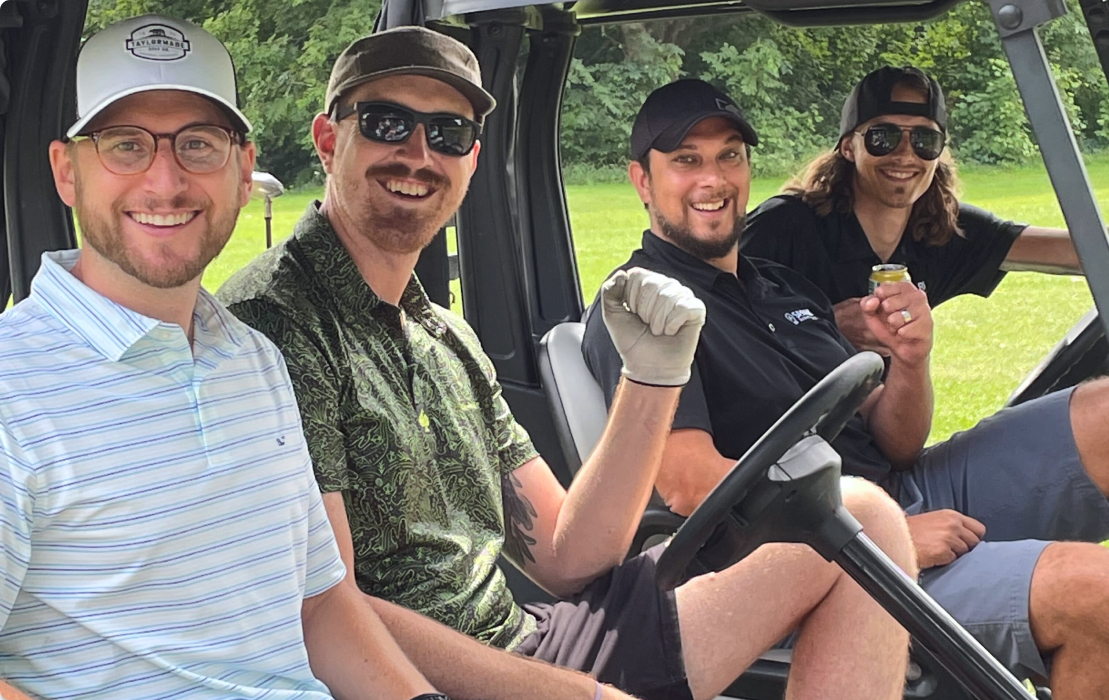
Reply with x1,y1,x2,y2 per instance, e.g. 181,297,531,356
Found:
839,66,947,139
631,79,758,161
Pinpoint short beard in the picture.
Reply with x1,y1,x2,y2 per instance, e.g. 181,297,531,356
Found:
653,206,744,262
358,162,462,255
75,185,236,289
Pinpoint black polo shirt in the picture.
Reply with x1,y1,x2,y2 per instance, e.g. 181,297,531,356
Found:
581,231,892,485
740,195,1026,308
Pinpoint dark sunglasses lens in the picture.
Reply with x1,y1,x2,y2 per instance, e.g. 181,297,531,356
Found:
910,127,945,160
360,107,414,143
863,125,901,157
427,117,477,156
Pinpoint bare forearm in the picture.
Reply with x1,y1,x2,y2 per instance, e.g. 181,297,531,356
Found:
0,679,35,700
367,596,603,700
303,584,435,700
1001,226,1082,275
553,379,680,580
868,360,932,469
655,429,735,516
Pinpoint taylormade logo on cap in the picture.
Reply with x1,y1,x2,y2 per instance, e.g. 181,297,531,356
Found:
126,23,192,61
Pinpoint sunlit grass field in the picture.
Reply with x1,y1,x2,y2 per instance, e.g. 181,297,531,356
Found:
207,156,1106,444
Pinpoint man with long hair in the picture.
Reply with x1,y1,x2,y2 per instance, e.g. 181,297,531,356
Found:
583,78,1109,698
741,66,1080,354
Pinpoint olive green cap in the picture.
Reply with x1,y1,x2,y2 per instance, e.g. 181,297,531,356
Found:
325,26,495,123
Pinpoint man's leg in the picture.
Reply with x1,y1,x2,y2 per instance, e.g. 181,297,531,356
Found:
1070,377,1109,496
898,387,1109,544
675,478,916,700
896,384,1109,694
1029,542,1109,699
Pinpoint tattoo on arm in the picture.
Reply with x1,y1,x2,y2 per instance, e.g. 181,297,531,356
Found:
501,471,538,568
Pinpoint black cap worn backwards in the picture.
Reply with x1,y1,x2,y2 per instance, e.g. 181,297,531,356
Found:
840,66,947,139
631,79,759,161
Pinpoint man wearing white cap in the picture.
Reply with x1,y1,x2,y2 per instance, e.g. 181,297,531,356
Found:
0,13,540,700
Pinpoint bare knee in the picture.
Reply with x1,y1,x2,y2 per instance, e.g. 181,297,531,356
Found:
1030,542,1109,651
841,477,917,577
1070,379,1109,493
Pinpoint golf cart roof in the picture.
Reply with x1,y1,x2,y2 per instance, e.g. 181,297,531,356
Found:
396,0,962,26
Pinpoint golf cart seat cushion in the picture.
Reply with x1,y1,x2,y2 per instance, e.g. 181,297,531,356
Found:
538,321,608,473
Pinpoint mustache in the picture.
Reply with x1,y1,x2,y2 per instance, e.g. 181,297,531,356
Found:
690,188,738,203
366,162,449,190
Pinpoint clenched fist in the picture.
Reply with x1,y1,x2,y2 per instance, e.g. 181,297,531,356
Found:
601,268,706,387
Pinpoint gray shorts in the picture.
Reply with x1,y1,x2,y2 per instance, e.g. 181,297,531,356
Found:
514,543,692,700
888,387,1109,679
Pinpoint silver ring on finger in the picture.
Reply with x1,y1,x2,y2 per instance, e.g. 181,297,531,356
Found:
901,308,912,324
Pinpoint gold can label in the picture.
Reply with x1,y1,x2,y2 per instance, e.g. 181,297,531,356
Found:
869,263,912,295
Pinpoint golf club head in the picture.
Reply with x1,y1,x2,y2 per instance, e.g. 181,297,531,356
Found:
251,171,285,200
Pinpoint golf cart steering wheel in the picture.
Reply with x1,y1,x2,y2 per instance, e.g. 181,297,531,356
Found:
655,351,886,590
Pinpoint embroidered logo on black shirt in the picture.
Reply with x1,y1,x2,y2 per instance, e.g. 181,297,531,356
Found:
784,308,817,325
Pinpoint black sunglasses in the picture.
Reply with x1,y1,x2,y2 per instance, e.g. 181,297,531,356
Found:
334,101,481,156
856,123,946,161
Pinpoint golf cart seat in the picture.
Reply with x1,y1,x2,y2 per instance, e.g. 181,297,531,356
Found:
536,321,607,476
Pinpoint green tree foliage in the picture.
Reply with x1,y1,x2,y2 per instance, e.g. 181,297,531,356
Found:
86,0,1109,180
561,0,1109,176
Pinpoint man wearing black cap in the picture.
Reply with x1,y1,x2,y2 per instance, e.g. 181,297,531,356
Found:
583,77,1109,696
742,65,1080,354
221,33,918,700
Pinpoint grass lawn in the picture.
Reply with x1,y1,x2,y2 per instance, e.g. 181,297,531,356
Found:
207,156,1105,444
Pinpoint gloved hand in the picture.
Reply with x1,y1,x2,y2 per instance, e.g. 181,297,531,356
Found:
601,267,706,386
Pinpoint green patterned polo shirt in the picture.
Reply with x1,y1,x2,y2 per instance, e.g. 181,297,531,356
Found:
217,203,539,649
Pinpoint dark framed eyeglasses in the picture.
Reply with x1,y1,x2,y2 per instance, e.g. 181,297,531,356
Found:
70,124,244,175
334,101,481,157
855,123,946,161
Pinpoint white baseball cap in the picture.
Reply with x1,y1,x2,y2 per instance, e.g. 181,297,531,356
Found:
67,14,252,138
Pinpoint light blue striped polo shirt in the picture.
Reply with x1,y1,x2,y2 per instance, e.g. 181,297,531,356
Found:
0,251,346,699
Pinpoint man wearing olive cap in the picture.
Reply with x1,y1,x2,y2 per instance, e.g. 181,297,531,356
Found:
223,29,917,700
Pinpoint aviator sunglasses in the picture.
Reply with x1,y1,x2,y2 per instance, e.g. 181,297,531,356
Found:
855,123,946,161
334,101,481,156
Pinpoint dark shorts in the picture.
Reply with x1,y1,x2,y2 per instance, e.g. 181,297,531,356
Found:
513,543,692,700
887,387,1109,679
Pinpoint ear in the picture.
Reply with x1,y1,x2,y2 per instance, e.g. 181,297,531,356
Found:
467,139,481,175
238,140,258,209
628,159,651,206
49,140,78,207
312,112,338,174
839,135,856,163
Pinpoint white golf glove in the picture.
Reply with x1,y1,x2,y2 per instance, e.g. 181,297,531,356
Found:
601,268,706,387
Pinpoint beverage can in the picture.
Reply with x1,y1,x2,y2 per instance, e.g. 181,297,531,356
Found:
869,263,912,295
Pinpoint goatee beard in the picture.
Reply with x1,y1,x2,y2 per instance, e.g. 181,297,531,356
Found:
654,207,744,262
363,162,455,255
